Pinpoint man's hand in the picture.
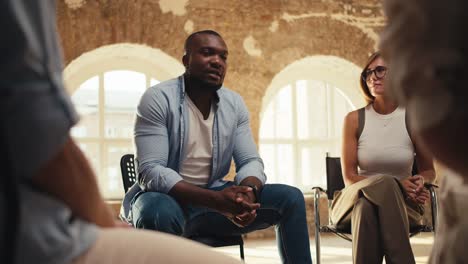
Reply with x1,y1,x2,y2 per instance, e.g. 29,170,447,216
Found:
213,185,260,217
230,192,258,227
231,211,257,227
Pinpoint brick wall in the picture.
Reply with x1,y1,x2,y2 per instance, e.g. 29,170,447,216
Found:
57,0,384,147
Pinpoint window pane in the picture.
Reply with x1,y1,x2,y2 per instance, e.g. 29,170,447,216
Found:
300,146,312,187
150,78,160,87
259,144,276,182
102,143,134,199
104,70,146,138
296,80,309,139
309,81,328,138
301,146,327,188
71,70,161,199
275,85,293,138
77,142,100,176
333,87,353,139
259,102,275,139
71,76,99,138
328,140,341,158
277,144,294,185
258,78,355,190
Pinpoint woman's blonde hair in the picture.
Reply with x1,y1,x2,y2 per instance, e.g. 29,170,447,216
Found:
359,51,381,104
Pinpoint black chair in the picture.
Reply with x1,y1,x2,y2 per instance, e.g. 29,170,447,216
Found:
120,154,245,261
311,153,439,264
120,154,138,193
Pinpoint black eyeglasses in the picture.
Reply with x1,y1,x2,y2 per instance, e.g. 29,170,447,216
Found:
361,66,388,82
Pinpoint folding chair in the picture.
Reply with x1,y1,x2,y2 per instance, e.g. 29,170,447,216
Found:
311,153,438,264
120,154,245,261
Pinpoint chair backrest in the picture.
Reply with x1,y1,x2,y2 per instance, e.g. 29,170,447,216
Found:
411,158,419,176
325,155,345,199
120,154,137,193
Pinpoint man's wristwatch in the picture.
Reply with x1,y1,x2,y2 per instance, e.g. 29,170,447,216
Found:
244,184,260,203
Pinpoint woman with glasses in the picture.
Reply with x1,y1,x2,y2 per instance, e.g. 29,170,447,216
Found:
330,52,435,264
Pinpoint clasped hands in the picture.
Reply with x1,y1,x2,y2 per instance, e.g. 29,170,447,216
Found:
215,185,260,228
401,175,430,204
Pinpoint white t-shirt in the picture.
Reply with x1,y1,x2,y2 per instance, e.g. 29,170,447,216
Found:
179,96,214,186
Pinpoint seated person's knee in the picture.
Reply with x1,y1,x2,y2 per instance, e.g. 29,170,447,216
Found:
281,185,305,208
133,192,185,235
356,197,374,212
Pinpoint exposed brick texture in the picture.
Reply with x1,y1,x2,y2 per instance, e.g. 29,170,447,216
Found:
57,0,384,143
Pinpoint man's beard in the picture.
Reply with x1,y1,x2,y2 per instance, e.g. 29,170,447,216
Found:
186,73,223,92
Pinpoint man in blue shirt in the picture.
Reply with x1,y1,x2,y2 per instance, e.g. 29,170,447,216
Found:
122,30,312,264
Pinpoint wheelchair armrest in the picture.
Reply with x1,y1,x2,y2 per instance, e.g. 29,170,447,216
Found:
312,187,328,228
424,182,439,189
312,186,326,193
424,182,439,232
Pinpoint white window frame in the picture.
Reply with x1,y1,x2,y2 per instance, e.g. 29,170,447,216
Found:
63,43,184,199
259,56,365,192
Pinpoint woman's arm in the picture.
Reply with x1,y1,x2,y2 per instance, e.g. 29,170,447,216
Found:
400,130,436,204
341,111,368,186
414,136,436,184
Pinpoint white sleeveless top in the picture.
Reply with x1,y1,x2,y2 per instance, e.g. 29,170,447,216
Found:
357,104,414,180
179,96,214,186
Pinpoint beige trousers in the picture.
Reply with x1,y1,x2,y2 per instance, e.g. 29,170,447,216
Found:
330,175,423,264
72,228,241,264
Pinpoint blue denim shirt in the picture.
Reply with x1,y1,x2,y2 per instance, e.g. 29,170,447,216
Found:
121,75,266,222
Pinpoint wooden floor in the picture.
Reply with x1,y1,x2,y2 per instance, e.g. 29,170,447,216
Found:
215,233,434,263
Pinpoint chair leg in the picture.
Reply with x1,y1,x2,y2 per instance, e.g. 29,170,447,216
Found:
429,186,438,233
315,231,321,264
239,244,245,261
314,188,322,264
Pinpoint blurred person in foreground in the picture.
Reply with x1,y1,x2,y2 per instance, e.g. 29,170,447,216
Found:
0,1,241,263
380,0,468,263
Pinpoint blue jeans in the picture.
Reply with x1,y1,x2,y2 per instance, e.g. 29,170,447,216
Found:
132,183,312,264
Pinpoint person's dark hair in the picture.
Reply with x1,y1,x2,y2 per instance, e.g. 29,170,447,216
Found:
360,51,382,104
184,30,223,55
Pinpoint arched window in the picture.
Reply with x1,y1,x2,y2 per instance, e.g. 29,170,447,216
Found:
259,56,364,190
64,44,184,198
